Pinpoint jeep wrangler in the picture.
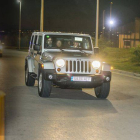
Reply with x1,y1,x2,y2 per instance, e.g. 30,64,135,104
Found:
25,32,111,99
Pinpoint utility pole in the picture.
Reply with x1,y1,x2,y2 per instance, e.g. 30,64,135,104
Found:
95,0,99,48
18,0,21,50
40,0,44,32
110,2,113,31
110,2,113,46
102,10,105,38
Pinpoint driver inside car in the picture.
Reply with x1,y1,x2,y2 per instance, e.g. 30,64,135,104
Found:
46,38,52,48
73,42,80,48
56,40,62,48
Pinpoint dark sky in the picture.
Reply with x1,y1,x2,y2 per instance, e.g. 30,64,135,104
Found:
0,0,140,32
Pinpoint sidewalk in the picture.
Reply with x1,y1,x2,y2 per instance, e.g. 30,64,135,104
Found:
112,69,140,78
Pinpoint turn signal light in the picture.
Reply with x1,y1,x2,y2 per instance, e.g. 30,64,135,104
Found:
41,64,44,69
57,68,61,72
96,69,99,73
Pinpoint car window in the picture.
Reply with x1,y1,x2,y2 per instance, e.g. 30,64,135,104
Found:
32,35,37,49
38,36,42,50
38,36,42,46
30,35,34,48
34,35,38,45
44,35,92,50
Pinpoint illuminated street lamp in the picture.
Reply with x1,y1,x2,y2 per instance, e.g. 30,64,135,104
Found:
109,2,113,41
110,2,113,31
109,20,114,25
109,19,115,47
17,0,21,50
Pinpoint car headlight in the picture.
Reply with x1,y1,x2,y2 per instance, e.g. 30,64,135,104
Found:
92,61,101,69
56,59,65,67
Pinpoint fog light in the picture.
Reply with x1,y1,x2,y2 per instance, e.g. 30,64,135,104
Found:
106,77,110,82
48,75,53,80
57,68,61,72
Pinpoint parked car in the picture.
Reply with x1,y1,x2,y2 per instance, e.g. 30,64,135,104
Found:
25,32,111,99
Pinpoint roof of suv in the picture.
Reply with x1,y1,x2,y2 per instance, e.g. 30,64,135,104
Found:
32,32,91,37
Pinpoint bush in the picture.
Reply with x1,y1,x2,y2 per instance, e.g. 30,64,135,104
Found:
131,46,140,64
98,38,112,50
92,38,112,50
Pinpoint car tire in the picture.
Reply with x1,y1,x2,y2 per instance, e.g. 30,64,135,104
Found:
94,82,110,99
25,61,35,86
38,68,52,97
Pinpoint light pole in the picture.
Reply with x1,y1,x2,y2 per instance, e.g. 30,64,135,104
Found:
109,2,113,41
102,10,105,38
40,0,44,32
110,2,113,31
95,0,99,48
17,0,21,50
109,20,114,47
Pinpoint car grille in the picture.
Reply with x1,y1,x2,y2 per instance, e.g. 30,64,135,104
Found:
65,60,91,73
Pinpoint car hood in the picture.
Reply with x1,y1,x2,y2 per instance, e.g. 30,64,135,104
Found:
42,51,94,61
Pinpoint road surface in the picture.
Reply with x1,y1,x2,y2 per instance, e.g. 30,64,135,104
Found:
0,49,140,140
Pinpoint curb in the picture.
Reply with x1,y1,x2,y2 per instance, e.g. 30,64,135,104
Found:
112,69,140,77
0,91,5,140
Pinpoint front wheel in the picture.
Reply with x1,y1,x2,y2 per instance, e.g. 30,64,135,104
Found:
38,69,52,97
94,82,110,99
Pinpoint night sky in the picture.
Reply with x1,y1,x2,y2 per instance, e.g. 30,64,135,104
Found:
0,0,140,32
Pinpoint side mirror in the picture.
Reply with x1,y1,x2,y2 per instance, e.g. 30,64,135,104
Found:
94,47,99,54
34,44,40,51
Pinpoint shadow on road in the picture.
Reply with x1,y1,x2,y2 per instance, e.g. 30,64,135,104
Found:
51,87,98,100
5,86,118,126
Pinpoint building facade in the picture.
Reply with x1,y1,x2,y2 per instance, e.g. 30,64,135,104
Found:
118,18,140,48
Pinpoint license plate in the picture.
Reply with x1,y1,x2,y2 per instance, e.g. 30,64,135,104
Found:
71,76,91,82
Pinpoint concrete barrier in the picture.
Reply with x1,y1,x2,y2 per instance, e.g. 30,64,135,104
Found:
0,91,5,140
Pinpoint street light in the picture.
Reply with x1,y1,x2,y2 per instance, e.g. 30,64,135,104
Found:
40,0,44,32
95,0,99,48
110,2,113,31
17,0,21,50
108,19,115,47
109,20,114,25
109,2,113,41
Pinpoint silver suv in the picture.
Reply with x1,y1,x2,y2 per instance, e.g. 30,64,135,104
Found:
25,32,111,99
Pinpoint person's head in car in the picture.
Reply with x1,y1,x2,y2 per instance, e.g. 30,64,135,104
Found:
56,40,62,48
73,42,79,48
47,38,52,47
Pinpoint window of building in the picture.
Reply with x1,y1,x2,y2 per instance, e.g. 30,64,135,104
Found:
124,40,131,47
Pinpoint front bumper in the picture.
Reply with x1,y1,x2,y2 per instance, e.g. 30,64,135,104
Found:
43,70,111,88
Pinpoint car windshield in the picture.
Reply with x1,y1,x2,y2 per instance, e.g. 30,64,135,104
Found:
44,35,92,50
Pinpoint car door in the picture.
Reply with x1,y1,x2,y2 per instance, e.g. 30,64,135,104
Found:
34,35,42,75
30,35,37,74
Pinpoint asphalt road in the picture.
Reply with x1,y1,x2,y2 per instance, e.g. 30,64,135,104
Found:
1,49,140,140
